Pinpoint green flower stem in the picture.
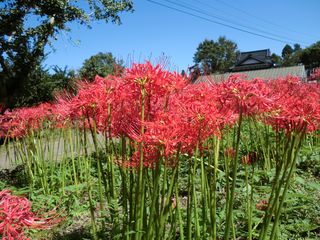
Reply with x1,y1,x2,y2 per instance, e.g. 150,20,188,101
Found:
224,107,243,240
259,133,295,240
210,137,220,240
175,169,185,240
159,155,179,239
135,82,146,240
187,157,193,240
68,128,79,195
147,157,161,239
86,156,97,240
200,152,208,238
193,144,201,239
270,130,305,240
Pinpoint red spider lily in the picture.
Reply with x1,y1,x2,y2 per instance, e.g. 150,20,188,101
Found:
54,75,123,133
265,76,320,133
1,62,319,147
0,103,55,138
136,83,229,161
121,62,188,121
0,189,62,240
308,68,320,82
126,145,160,168
216,75,275,118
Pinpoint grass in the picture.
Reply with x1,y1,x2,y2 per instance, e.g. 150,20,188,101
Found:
0,129,319,239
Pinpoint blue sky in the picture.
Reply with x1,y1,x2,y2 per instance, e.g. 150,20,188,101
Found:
44,0,320,72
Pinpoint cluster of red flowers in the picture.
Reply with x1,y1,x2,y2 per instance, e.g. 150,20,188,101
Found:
0,62,319,165
0,189,62,240
308,68,320,82
0,103,55,138
266,76,320,132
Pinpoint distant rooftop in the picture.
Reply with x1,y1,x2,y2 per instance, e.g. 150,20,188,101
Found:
230,49,274,72
195,65,307,84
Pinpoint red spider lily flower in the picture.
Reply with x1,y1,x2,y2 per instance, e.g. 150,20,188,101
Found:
121,62,188,120
0,189,63,240
0,103,55,138
308,68,320,82
216,75,275,118
265,76,320,133
129,145,160,168
135,83,229,162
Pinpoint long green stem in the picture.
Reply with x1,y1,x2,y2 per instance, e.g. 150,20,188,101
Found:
224,107,243,240
193,144,200,239
175,167,185,240
259,134,293,240
200,152,208,238
147,156,161,239
135,81,146,240
210,137,220,240
270,131,305,240
68,128,79,195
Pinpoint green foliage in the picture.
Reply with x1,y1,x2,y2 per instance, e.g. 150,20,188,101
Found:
300,41,320,69
281,44,303,67
79,52,124,81
270,53,282,66
0,0,133,108
12,64,76,107
193,36,238,74
50,66,77,94
1,139,320,239
281,44,294,58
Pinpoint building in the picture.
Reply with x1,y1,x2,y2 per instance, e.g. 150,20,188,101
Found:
230,49,274,72
195,49,307,84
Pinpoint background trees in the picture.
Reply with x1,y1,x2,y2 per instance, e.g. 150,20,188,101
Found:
193,37,320,77
79,52,124,81
0,0,133,109
281,44,303,67
193,36,238,74
300,41,320,69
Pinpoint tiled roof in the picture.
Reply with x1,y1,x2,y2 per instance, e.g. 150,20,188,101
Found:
195,65,307,84
230,49,273,72
237,49,271,64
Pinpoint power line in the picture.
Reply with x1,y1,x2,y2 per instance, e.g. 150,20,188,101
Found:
147,0,308,46
164,0,310,46
191,0,300,40
212,0,319,41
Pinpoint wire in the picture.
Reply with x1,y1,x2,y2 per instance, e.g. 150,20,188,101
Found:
164,0,310,46
212,0,319,40
147,0,308,46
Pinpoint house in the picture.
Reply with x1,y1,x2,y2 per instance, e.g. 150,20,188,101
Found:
195,49,307,84
230,49,274,72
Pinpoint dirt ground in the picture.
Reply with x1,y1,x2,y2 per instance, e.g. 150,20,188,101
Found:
0,133,102,170
0,145,12,169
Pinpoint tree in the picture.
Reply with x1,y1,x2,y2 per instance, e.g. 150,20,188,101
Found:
0,0,133,108
300,41,320,69
79,52,124,81
13,65,76,107
281,44,302,67
293,43,302,52
281,44,294,58
193,36,238,74
271,53,282,66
